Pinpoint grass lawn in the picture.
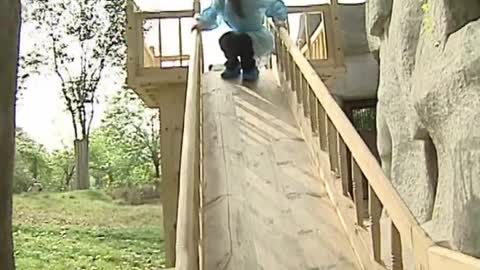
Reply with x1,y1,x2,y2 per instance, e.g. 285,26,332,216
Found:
13,190,165,270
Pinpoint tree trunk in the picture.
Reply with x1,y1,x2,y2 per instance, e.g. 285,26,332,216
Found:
0,0,21,268
154,159,160,179
74,139,90,189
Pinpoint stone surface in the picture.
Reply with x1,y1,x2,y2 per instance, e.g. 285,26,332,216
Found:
411,0,480,257
367,0,436,223
368,0,480,257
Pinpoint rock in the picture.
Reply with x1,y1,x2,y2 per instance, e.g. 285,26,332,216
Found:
411,0,480,257
368,0,480,256
367,0,436,223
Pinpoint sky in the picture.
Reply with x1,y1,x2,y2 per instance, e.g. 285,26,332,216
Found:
17,0,365,150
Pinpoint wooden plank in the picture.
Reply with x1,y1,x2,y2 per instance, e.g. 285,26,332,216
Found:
352,159,365,226
175,31,202,270
391,223,404,270
327,118,339,175
309,89,318,134
158,85,187,267
317,101,327,151
273,25,433,251
126,0,138,80
139,9,194,20
276,66,372,270
428,246,480,270
178,18,183,66
287,4,330,14
302,77,310,117
203,71,361,270
338,136,350,197
369,185,383,264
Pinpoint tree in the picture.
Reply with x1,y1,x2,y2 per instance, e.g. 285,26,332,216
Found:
49,148,76,191
90,89,160,188
14,129,52,193
0,0,21,268
103,90,161,179
23,0,126,190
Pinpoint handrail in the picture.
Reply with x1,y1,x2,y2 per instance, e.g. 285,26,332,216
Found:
300,22,326,59
174,25,203,270
270,22,480,270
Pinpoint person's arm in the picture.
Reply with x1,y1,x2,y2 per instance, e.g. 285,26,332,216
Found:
265,0,288,27
193,1,223,31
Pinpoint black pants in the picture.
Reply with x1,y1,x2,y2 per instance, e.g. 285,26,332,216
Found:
219,31,255,70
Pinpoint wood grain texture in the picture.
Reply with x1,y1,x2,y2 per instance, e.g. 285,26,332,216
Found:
202,71,359,270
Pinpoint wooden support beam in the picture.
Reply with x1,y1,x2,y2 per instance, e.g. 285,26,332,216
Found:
391,222,404,270
157,85,187,267
351,158,366,226
369,185,383,264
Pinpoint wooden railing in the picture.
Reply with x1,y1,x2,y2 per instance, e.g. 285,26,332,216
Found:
126,1,193,70
271,22,480,270
299,14,328,60
174,24,203,270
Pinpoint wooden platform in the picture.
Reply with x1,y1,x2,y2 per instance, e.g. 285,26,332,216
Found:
202,70,360,270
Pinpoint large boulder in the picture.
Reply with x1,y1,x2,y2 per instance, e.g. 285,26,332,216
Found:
411,0,480,257
367,0,436,223
368,0,480,256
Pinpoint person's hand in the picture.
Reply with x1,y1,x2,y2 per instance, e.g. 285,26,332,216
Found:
191,20,205,32
274,20,287,28
191,23,202,32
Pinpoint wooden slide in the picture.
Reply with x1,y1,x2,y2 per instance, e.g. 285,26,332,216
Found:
201,70,360,270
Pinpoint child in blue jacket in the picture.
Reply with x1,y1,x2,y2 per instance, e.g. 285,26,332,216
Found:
193,0,288,81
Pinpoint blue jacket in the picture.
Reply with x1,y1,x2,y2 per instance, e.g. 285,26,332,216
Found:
197,0,288,57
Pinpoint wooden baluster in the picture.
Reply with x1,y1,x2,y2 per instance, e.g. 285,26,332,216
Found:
302,77,310,118
296,66,303,104
369,186,383,264
279,39,285,74
327,118,339,174
286,16,290,34
351,158,366,226
317,101,327,151
290,56,296,89
178,18,183,67
285,50,291,82
338,136,351,197
290,61,296,92
304,12,311,59
392,223,404,270
275,35,283,72
158,19,163,67
309,88,318,134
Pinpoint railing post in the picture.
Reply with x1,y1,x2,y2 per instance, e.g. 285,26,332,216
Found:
370,186,383,264
302,77,310,117
317,102,327,151
295,65,303,103
276,35,284,72
309,88,318,134
392,223,404,270
351,158,366,226
338,136,351,197
327,118,339,174
193,0,200,13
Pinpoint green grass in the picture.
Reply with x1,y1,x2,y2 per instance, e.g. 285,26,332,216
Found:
13,190,165,270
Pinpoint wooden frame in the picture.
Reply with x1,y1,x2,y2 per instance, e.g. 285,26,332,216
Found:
174,25,203,270
126,1,480,269
292,4,345,87
270,21,480,270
